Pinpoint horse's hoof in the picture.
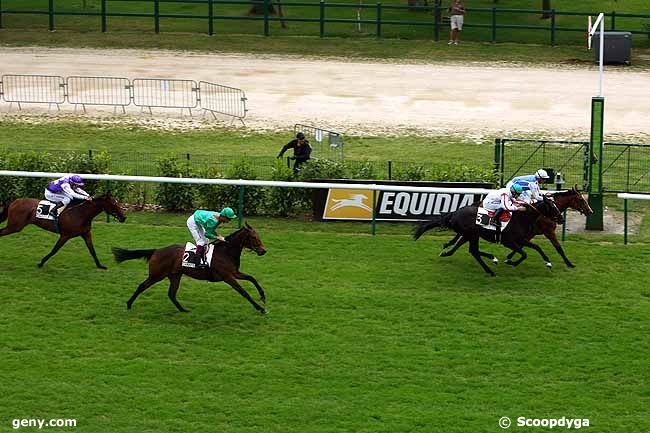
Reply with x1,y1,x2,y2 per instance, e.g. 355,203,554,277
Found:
489,272,496,277
492,257,499,264
567,263,576,268
37,262,44,268
260,308,269,315
126,302,132,310
504,259,512,264
546,262,553,268
98,265,108,270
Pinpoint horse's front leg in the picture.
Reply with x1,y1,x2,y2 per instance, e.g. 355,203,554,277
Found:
234,271,266,304
440,236,467,257
520,240,553,268
38,235,71,268
505,243,528,267
81,231,107,270
224,276,268,314
442,233,462,249
544,231,575,268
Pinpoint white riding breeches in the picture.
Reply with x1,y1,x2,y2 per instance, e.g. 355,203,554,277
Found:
44,189,72,205
187,215,209,246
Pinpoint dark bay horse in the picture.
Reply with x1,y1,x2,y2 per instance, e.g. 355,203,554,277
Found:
112,223,268,314
440,186,592,268
413,197,563,276
0,192,127,269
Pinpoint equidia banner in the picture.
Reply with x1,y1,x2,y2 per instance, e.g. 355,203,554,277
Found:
312,180,492,222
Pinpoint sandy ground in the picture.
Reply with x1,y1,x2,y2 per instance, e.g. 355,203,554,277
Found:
1,47,650,139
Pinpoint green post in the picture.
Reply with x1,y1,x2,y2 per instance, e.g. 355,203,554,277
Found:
493,138,501,175
611,11,616,31
376,3,381,39
371,189,377,235
491,8,496,43
154,0,160,33
238,185,244,228
208,0,214,35
561,211,567,242
550,9,556,46
0,0,4,29
106,180,112,223
433,4,439,41
263,0,269,36
319,0,324,38
586,96,605,230
101,0,106,32
623,198,627,245
48,0,54,31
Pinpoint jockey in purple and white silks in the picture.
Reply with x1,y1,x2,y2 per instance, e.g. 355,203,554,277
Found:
44,174,91,217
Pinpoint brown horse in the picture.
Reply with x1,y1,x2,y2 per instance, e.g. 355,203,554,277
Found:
112,223,268,314
0,192,127,269
439,186,593,268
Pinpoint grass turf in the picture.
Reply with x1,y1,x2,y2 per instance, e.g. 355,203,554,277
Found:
0,215,648,432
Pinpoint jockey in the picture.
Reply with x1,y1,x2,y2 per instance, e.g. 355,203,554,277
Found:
186,207,237,269
44,174,91,217
482,184,526,238
505,169,550,204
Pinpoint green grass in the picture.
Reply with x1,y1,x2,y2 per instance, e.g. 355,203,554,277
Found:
0,215,649,432
1,0,650,67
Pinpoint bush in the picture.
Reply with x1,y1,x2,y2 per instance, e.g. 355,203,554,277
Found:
155,155,194,211
265,161,304,216
394,164,427,181
347,160,379,180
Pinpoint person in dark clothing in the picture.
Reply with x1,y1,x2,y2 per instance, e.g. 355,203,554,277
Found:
277,132,312,173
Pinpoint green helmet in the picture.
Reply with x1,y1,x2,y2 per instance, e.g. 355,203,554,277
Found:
510,184,524,195
220,207,237,219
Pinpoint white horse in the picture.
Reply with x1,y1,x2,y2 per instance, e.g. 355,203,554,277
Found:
330,194,372,212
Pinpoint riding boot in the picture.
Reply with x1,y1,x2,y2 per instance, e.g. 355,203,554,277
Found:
194,245,208,269
492,209,504,243
49,202,64,218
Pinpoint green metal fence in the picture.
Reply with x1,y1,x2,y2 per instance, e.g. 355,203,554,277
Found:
495,138,650,194
1,1,649,44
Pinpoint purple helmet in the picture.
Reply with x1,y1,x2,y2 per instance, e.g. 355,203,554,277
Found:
70,175,84,186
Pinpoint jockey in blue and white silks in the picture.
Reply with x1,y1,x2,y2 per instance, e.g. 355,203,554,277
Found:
44,174,91,217
505,169,550,203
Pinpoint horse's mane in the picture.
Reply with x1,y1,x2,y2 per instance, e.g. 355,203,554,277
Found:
225,226,247,241
550,189,578,198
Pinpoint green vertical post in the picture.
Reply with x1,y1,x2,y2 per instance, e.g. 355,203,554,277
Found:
238,185,244,228
387,160,392,180
623,198,628,244
550,9,556,46
433,4,439,41
561,211,567,242
208,0,214,35
263,0,269,36
376,3,382,39
491,8,496,43
611,11,616,31
371,189,377,235
626,146,631,191
319,0,324,38
493,138,501,176
586,96,604,230
106,180,111,223
48,0,54,31
0,0,4,29
101,0,106,32
154,0,160,33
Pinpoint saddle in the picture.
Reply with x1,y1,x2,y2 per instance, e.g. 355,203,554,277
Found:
476,207,511,231
35,200,67,221
182,242,215,269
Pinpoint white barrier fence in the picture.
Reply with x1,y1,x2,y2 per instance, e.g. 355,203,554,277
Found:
617,193,650,244
0,170,495,234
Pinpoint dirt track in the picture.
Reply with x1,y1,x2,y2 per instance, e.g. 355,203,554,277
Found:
1,46,649,138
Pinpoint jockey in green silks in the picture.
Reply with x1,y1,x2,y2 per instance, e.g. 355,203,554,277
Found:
186,207,237,268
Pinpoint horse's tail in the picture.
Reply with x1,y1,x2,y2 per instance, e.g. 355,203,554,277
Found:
0,201,9,224
112,247,156,263
413,212,454,240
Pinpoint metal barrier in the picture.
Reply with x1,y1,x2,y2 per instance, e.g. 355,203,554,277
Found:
66,76,131,113
132,78,198,113
199,81,247,125
0,74,246,122
0,74,66,109
618,192,650,244
294,123,344,160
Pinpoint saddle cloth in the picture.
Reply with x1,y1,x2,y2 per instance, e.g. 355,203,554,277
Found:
35,200,66,221
182,242,215,269
475,207,511,231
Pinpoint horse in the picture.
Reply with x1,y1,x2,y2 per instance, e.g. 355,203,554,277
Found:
0,192,127,269
112,223,268,314
439,186,592,268
413,196,563,276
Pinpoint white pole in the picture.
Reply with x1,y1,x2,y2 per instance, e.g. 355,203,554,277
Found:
598,14,604,97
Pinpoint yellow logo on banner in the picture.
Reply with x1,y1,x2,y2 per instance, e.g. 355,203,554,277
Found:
323,189,375,220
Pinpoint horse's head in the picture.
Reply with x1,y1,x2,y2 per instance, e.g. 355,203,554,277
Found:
98,191,127,223
229,223,266,256
568,185,593,216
